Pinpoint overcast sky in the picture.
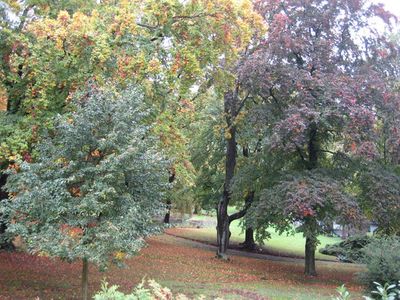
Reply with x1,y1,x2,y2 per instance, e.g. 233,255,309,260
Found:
373,0,400,17
370,0,400,32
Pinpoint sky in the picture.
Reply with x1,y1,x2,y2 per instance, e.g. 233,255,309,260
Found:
370,0,400,32
373,0,400,17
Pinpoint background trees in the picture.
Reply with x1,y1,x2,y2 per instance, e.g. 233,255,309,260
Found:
0,0,263,240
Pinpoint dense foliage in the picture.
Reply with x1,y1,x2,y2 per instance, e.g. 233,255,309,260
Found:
238,0,399,275
359,237,400,290
1,2,400,298
0,86,168,300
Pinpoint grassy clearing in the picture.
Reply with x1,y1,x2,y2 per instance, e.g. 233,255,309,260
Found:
0,234,363,300
174,214,341,260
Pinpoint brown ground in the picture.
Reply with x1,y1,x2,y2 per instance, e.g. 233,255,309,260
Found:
0,234,364,300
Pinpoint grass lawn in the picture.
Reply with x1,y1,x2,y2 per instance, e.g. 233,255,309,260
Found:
0,234,364,300
176,214,342,260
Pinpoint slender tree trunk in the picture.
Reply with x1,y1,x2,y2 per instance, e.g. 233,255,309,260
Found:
216,91,238,259
304,122,318,276
81,258,89,300
240,146,256,250
164,169,175,224
164,200,171,224
305,236,317,276
240,192,255,250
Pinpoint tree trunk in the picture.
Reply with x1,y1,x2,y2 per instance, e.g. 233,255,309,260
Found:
305,236,317,276
163,169,175,224
216,202,230,259
242,227,256,250
163,200,171,224
81,258,89,300
216,91,238,259
240,190,256,251
303,122,318,275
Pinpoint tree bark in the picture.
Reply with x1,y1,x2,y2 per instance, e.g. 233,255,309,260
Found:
304,122,318,276
240,146,256,250
163,200,171,224
242,227,256,250
163,169,175,224
305,236,317,276
216,91,238,259
81,258,89,300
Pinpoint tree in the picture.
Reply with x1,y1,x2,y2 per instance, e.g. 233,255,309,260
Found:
248,171,361,276
0,86,168,300
0,0,264,233
239,0,399,275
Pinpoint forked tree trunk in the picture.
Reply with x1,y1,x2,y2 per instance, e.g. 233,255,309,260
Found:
216,91,238,259
81,258,89,300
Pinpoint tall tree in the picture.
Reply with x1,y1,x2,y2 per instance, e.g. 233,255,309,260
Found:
240,0,398,275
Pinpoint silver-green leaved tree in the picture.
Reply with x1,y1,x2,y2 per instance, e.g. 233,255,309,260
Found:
1,85,168,300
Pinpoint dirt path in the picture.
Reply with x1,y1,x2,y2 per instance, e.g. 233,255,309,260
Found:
165,229,365,268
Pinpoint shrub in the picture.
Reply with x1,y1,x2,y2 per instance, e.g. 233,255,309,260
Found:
333,282,400,300
94,280,215,300
319,235,371,263
359,237,400,290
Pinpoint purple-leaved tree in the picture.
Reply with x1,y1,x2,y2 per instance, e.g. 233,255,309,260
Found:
241,0,399,275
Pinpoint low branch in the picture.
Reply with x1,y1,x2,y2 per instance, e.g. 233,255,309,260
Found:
228,191,254,223
236,91,251,115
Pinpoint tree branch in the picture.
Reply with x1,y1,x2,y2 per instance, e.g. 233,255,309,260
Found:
228,191,254,223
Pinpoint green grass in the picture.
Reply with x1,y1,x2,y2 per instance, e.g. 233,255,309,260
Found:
183,215,342,260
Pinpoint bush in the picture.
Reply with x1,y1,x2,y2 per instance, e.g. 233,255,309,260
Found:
94,280,216,300
359,237,400,290
319,235,371,263
333,282,400,300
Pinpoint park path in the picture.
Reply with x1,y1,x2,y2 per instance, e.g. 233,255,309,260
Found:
165,230,301,263
164,229,363,269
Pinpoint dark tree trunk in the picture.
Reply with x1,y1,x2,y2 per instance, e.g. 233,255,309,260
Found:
242,227,256,250
81,257,89,300
0,173,14,251
303,122,318,275
193,204,201,215
163,200,171,224
305,236,317,276
163,169,176,224
240,146,256,250
216,91,238,260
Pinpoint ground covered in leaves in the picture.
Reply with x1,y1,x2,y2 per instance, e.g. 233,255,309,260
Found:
0,234,364,300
